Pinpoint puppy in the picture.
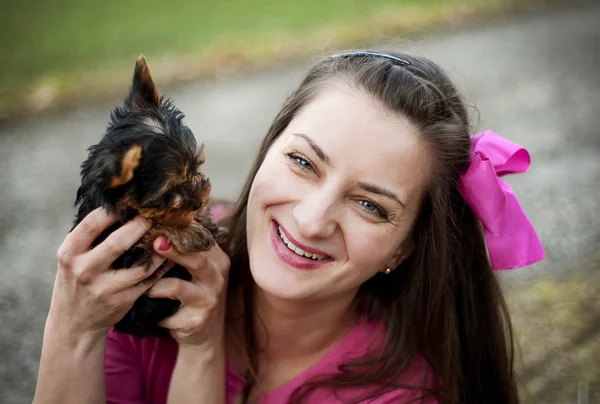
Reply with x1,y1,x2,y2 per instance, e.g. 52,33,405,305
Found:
72,55,226,338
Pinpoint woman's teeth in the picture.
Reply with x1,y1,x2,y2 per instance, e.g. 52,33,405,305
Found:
277,226,326,260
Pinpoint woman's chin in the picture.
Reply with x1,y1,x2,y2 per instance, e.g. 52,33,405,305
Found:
250,266,312,300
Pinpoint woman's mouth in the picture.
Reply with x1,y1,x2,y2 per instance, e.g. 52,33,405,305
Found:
277,226,327,260
270,221,332,270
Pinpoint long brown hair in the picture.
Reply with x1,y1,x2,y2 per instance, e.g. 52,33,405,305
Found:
222,52,519,404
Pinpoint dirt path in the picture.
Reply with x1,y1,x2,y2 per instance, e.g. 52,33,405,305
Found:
0,3,599,403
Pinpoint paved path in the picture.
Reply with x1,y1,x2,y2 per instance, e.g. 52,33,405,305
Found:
1,3,599,402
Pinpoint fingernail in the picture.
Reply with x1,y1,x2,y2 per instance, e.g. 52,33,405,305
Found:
157,237,170,251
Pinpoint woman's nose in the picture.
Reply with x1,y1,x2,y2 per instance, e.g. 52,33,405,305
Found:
292,190,337,240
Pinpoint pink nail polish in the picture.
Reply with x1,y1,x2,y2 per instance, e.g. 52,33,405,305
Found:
158,238,170,251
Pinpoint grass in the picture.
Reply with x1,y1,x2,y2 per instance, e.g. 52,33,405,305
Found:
0,0,542,118
506,251,600,403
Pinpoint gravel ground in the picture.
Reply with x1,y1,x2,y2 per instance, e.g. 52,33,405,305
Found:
0,3,599,403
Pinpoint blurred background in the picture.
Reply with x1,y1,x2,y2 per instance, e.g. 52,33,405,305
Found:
0,0,598,402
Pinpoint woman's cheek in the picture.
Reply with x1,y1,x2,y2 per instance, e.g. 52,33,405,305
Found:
256,161,303,202
346,226,396,275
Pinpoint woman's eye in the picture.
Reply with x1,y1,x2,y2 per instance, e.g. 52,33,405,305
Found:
359,199,388,220
360,200,377,212
288,153,314,171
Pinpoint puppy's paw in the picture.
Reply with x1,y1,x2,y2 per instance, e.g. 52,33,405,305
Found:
170,222,216,253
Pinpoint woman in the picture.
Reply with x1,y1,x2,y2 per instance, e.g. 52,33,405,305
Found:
34,51,544,403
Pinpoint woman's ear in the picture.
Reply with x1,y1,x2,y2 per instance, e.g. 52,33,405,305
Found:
388,237,415,270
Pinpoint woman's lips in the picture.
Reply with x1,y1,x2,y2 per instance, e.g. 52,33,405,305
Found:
270,221,332,270
276,221,328,256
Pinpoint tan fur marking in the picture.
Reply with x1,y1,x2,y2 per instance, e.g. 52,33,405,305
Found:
109,145,143,188
166,173,187,187
117,194,195,228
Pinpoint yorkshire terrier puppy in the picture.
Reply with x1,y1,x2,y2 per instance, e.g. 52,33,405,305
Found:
72,55,227,338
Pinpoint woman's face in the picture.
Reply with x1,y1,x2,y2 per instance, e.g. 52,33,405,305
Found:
246,84,430,302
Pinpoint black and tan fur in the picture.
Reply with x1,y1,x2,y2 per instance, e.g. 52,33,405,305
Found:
72,56,226,338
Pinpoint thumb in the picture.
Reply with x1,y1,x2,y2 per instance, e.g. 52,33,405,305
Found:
152,237,182,263
152,237,207,277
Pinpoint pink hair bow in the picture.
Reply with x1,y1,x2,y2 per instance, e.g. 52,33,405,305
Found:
457,130,545,270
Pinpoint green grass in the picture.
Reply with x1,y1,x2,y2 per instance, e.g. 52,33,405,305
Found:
0,0,526,116
507,254,600,402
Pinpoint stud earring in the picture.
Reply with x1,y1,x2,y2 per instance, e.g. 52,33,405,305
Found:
384,268,392,275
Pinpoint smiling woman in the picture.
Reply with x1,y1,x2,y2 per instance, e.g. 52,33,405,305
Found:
218,52,543,403
34,51,544,404
246,87,427,301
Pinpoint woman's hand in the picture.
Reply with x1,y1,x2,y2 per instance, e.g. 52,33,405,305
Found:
48,207,168,339
146,237,230,350
34,208,169,404
147,239,230,404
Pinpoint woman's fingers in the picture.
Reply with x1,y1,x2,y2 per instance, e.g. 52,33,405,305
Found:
58,208,119,266
156,306,212,336
145,277,212,306
152,237,230,285
88,216,153,268
99,253,168,294
146,278,219,335
152,237,207,273
200,243,231,278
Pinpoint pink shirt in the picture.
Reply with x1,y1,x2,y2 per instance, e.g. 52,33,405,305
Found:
105,318,438,403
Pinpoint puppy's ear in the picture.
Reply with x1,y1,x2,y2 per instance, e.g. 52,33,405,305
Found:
77,144,144,205
107,144,143,188
125,55,160,109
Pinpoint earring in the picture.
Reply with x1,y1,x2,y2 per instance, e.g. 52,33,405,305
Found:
384,268,392,275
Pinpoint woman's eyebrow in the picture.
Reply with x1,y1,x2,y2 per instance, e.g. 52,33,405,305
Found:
358,182,406,209
291,133,331,165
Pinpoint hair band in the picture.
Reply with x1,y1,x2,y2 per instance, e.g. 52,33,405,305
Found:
331,51,410,66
